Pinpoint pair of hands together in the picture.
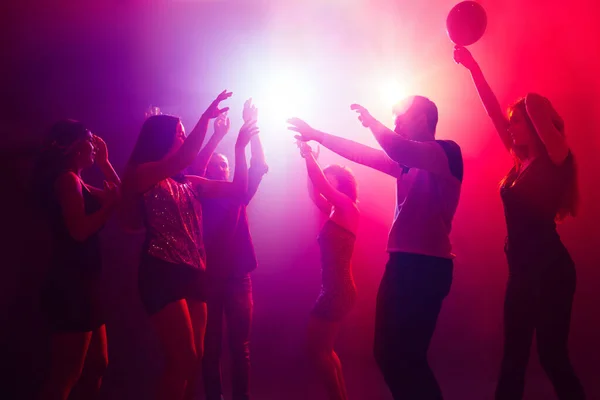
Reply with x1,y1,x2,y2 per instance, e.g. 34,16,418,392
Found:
204,91,259,148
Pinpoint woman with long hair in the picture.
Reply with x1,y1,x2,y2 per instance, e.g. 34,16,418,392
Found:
34,120,121,400
296,141,359,400
121,91,258,400
454,46,585,400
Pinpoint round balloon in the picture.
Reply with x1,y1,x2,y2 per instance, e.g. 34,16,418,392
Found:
446,1,487,46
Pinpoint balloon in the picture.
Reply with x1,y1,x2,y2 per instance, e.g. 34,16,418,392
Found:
446,1,487,46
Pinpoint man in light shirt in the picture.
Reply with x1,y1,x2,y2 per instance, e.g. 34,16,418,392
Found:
288,96,463,400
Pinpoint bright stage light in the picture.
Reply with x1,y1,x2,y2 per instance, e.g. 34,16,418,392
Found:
379,78,409,110
255,71,314,128
251,71,315,156
246,70,316,158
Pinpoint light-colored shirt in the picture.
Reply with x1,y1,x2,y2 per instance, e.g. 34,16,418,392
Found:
321,134,463,259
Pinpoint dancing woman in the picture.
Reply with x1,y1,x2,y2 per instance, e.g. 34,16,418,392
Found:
454,46,585,400
34,120,120,400
297,141,358,400
121,91,258,400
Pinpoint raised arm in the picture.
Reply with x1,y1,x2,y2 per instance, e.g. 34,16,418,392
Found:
453,46,512,151
287,118,403,178
306,177,332,215
296,141,354,213
525,93,570,164
244,99,269,204
189,113,230,176
188,120,259,198
297,142,332,215
348,104,452,176
127,90,232,194
56,171,120,242
245,142,269,205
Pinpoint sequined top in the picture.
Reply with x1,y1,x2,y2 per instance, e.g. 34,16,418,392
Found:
317,219,357,295
142,177,206,270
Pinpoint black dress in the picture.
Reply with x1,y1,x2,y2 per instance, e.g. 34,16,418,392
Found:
311,220,357,322
496,152,585,400
42,184,104,332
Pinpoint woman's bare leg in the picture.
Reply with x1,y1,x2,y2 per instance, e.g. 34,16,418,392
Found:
151,300,197,400
38,331,92,400
307,316,347,400
67,325,108,400
183,299,207,400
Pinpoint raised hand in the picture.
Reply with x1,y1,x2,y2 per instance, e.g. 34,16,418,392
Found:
203,90,233,119
243,98,258,123
92,134,109,166
287,118,322,142
350,104,376,128
453,46,478,71
296,140,313,158
236,120,260,148
213,113,231,139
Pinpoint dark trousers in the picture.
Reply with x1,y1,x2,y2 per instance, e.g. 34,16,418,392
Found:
202,274,253,400
374,252,453,400
495,252,585,400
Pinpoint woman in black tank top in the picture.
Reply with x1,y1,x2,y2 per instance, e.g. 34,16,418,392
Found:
455,47,585,399
296,141,359,400
34,120,121,400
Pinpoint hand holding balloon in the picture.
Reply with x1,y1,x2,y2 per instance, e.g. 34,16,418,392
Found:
453,45,479,71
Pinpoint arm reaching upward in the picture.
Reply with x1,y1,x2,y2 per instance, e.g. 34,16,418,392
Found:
189,113,231,176
453,46,512,151
297,141,352,212
349,104,452,176
244,98,269,204
287,117,403,178
188,120,259,198
126,90,232,195
297,142,332,215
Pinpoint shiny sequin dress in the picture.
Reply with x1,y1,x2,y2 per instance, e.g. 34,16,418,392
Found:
312,219,357,321
138,177,207,315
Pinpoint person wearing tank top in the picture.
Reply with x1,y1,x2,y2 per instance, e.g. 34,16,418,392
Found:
295,140,359,400
289,95,463,400
455,46,585,400
33,120,121,400
121,91,259,400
